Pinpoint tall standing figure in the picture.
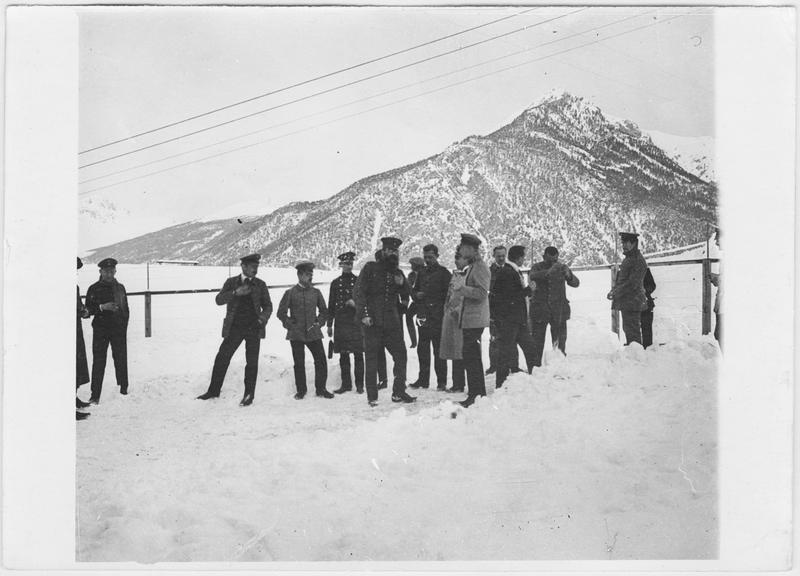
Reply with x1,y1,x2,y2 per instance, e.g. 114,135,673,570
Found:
409,244,452,390
486,246,513,375
327,252,364,394
197,253,273,406
440,246,468,393
355,236,416,406
607,232,649,346
85,258,130,404
278,260,332,400
454,233,491,408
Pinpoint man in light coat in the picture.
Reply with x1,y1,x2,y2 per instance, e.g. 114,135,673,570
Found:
453,233,491,408
607,232,649,346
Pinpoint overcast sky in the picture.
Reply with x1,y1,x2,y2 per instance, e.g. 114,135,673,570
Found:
78,6,714,249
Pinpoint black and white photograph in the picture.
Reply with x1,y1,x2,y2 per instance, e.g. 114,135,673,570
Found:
2,3,796,571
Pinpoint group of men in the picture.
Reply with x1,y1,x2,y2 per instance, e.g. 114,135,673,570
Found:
78,229,717,417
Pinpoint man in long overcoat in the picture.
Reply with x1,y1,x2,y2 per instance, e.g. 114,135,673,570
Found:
197,253,273,406
607,232,649,346
327,252,364,394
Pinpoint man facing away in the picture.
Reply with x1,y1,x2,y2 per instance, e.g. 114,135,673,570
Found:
409,244,452,391
529,246,580,366
278,260,332,400
84,258,130,404
327,252,364,394
453,233,491,408
493,245,537,387
197,253,273,406
355,236,416,406
607,232,649,346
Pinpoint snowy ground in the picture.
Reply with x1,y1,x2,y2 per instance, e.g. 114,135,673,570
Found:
76,263,719,562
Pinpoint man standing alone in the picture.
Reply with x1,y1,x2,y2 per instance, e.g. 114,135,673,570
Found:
607,232,649,346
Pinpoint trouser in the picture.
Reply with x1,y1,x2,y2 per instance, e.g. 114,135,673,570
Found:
91,325,129,399
377,346,387,383
207,329,261,396
641,310,654,349
364,322,407,402
462,327,486,398
496,319,536,387
714,313,722,350
621,310,643,346
488,321,516,370
416,324,447,387
451,359,466,391
339,351,364,390
290,339,328,395
531,314,567,366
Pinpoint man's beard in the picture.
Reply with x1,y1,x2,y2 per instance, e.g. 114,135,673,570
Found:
385,253,399,269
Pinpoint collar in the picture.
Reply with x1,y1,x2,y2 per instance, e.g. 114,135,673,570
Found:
240,273,256,283
507,261,520,273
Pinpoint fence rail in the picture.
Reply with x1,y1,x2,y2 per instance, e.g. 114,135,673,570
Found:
84,259,720,339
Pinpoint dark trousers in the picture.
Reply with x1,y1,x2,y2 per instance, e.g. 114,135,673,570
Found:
488,321,517,370
377,346,387,383
531,317,567,367
714,313,722,350
291,339,328,395
91,325,128,399
339,351,364,390
451,359,466,391
641,310,654,349
364,322,407,401
462,327,486,398
496,320,536,387
621,310,642,346
416,324,447,387
208,329,261,396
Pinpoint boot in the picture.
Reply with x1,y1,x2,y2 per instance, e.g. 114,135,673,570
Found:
391,392,417,403
76,411,90,421
333,385,352,394
196,391,219,400
377,380,388,390
408,380,429,389
459,395,477,408
239,393,254,406
76,398,91,409
316,390,334,399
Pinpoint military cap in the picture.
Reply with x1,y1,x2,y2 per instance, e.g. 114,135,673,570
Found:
459,233,482,247
97,258,117,269
77,257,83,270
240,253,261,265
380,236,403,250
409,256,425,267
619,232,640,243
337,251,356,264
294,259,315,272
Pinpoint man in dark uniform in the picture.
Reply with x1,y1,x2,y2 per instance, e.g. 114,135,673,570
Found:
76,257,91,420
607,232,649,346
641,268,657,348
493,245,537,387
197,253,273,406
84,258,130,404
409,244,451,390
327,252,365,394
487,246,516,375
355,237,416,406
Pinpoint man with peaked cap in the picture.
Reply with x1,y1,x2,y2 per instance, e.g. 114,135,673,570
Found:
327,252,364,394
198,253,273,406
452,233,491,408
278,260,332,399
354,236,415,406
76,257,91,420
409,244,451,390
84,257,130,404
607,232,649,346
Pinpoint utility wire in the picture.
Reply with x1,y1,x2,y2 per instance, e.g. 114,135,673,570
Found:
79,8,539,155
80,13,686,197
78,8,586,170
80,11,646,186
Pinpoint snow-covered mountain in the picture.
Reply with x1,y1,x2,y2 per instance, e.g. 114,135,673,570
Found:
646,130,715,182
86,93,717,268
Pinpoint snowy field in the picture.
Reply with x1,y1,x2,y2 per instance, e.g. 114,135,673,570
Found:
76,260,719,562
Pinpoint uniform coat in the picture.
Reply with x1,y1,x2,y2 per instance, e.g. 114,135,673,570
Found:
416,261,452,329
277,284,327,342
215,275,273,339
610,248,648,312
327,272,364,353
85,277,130,399
354,261,409,326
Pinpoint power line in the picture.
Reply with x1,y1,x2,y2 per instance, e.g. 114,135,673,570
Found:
80,13,687,198
80,10,647,186
78,8,586,170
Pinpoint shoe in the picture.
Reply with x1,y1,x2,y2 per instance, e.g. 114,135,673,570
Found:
196,392,219,400
294,393,306,400
368,400,379,407
333,386,352,395
120,387,128,395
459,395,476,408
356,387,364,394
76,411,90,421
377,380,388,390
239,394,254,406
392,392,417,403
436,383,447,391
485,367,496,375
408,380,426,389
445,388,464,394
89,397,100,405
316,390,334,399
76,398,91,409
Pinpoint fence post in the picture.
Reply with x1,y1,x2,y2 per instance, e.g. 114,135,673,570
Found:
610,265,620,338
701,259,712,335
145,292,152,338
